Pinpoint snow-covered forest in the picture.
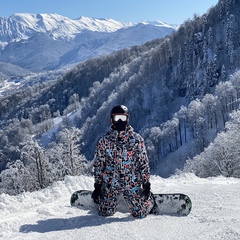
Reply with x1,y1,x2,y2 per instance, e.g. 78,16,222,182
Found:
0,0,240,195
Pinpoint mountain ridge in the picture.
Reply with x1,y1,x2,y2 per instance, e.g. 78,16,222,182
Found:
0,13,178,46
0,13,178,76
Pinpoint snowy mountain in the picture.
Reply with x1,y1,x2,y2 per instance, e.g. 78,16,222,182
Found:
0,13,133,44
1,174,240,240
0,13,177,74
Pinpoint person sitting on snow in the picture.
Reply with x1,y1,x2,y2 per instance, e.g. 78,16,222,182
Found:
92,105,155,218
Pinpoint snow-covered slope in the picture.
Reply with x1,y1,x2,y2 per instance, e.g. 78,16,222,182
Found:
1,174,240,240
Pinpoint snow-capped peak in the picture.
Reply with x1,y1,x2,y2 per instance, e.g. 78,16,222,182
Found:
0,13,179,75
0,13,178,45
75,16,134,32
140,20,178,29
1,13,134,42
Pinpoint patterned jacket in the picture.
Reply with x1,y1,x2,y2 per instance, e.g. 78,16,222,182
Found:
93,125,150,191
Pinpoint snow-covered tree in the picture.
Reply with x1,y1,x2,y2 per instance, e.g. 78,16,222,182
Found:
184,109,240,177
56,127,86,176
63,93,80,115
230,71,240,102
215,81,237,124
176,105,188,144
21,140,51,190
202,93,218,129
0,160,35,194
226,14,235,72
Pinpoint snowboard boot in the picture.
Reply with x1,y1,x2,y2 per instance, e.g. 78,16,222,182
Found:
149,192,157,214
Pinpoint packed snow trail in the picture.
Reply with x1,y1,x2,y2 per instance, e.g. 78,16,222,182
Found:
1,174,240,240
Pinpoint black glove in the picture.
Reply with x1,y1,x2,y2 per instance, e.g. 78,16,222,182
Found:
141,182,151,199
91,183,102,204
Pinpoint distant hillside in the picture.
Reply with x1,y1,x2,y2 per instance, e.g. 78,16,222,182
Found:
0,62,31,79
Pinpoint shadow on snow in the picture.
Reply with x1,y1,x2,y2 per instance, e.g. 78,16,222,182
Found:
19,211,133,233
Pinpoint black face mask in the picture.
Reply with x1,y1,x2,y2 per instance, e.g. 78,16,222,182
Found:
113,120,127,132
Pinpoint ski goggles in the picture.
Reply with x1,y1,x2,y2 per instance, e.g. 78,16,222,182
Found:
112,114,128,122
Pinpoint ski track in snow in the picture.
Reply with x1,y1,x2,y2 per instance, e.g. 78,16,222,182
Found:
0,174,240,240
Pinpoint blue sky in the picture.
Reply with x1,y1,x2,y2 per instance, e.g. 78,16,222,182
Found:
0,0,219,24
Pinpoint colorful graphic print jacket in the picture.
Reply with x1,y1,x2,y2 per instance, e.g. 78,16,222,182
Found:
93,125,150,191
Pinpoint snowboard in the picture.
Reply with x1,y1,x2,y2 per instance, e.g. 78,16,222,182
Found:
70,190,192,216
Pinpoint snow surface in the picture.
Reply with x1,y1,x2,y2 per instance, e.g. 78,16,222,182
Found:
1,174,240,240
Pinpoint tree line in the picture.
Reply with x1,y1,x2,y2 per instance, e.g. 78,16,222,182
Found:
0,127,89,195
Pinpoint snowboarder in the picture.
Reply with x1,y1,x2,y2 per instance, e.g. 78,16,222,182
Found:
92,105,155,218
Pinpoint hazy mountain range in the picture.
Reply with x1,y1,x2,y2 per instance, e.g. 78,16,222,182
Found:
0,13,178,78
